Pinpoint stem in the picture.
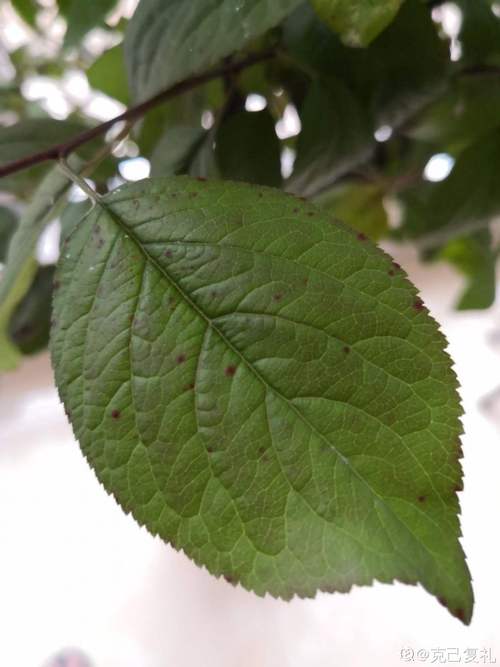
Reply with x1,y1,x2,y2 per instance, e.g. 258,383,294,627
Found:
0,49,275,180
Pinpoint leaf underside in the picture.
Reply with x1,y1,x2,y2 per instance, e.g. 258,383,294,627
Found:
50,177,472,622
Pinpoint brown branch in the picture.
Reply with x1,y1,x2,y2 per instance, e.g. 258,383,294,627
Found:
0,49,275,180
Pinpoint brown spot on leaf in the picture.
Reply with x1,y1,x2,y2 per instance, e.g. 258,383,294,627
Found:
417,495,427,503
164,249,173,258
454,608,466,623
196,177,207,182
392,261,401,271
413,298,424,311
225,365,237,377
388,269,395,276
111,409,121,420
176,353,187,365
273,292,284,302
343,346,350,354
357,232,367,241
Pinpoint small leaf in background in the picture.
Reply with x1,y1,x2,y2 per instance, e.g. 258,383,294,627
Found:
52,176,472,623
124,0,303,101
150,126,206,177
457,0,500,67
0,160,77,370
0,206,18,262
289,77,372,197
413,129,500,245
215,110,282,187
441,230,496,310
311,0,404,47
8,265,55,355
316,182,389,241
87,45,129,105
408,77,500,154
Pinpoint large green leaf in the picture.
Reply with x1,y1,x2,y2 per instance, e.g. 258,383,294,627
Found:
124,0,303,101
51,176,472,622
311,0,404,47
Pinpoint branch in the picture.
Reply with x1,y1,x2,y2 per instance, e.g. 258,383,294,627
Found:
0,50,275,180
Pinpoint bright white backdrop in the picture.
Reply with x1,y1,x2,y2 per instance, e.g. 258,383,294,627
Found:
1,242,500,667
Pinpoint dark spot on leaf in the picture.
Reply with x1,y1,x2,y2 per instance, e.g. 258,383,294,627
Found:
224,575,235,585
176,353,187,364
207,446,214,454
53,280,60,290
437,596,447,608
388,269,395,276
343,346,350,354
258,447,266,455
196,177,207,182
413,298,424,311
111,409,121,420
357,232,367,241
184,382,195,391
293,208,299,214
392,261,401,270
454,608,466,622
454,481,464,492
225,365,237,377
273,292,283,302
307,211,315,217
164,249,173,258
417,495,427,503
189,192,198,198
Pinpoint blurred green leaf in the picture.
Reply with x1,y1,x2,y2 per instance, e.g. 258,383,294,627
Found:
284,0,448,127
311,0,404,47
87,45,129,104
216,110,282,187
8,265,55,355
0,206,18,262
150,126,205,177
124,0,302,101
441,229,497,310
62,0,119,48
10,0,38,27
408,77,500,154
316,182,389,241
458,0,500,67
289,77,372,197
0,160,78,371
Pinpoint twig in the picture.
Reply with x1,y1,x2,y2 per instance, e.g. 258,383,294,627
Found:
0,49,275,180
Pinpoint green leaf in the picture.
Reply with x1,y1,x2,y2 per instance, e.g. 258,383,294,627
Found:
60,201,92,246
441,230,496,311
458,0,500,67
0,206,18,262
8,265,55,355
316,182,389,241
215,110,282,187
11,0,38,27
124,0,303,101
51,176,472,622
0,161,76,370
311,0,404,47
408,77,500,154
63,0,119,48
289,77,372,197
0,119,91,195
87,45,129,105
150,125,206,177
410,129,500,246
284,0,448,127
